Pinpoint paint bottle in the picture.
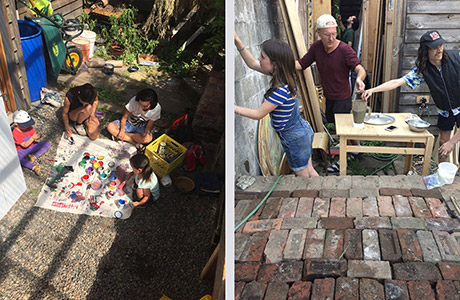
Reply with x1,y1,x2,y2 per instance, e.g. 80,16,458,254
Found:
108,161,115,168
86,167,94,176
117,199,126,209
79,161,86,169
114,211,123,219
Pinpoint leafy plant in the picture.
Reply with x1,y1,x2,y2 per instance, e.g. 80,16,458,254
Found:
158,48,199,77
79,12,95,31
201,0,225,71
101,7,159,64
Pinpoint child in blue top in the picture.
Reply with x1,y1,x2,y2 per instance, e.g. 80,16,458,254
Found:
234,33,318,177
122,153,159,207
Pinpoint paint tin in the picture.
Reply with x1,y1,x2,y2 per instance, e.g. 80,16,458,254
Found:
110,175,116,181
104,63,114,75
117,199,125,209
106,190,115,198
82,174,90,183
98,161,104,166
97,166,104,173
90,159,97,164
108,161,115,168
104,168,111,175
114,210,123,218
79,160,86,168
83,155,90,161
97,156,104,160
86,167,94,175
84,152,90,157
93,162,101,169
108,181,117,190
100,173,108,181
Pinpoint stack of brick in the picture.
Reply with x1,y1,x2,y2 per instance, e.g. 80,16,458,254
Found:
235,183,460,299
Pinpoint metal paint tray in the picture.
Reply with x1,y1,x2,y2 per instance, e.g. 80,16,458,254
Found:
364,113,395,125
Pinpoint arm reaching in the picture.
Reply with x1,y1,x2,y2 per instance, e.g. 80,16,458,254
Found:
235,100,278,120
235,31,268,74
362,78,406,101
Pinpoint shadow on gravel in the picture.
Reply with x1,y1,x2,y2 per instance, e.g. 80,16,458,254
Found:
85,187,219,299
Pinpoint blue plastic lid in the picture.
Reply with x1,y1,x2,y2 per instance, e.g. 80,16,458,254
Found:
118,200,125,205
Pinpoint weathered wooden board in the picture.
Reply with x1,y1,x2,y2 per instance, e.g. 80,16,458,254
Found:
405,29,460,43
406,14,460,30
404,42,460,55
400,82,430,93
407,1,460,13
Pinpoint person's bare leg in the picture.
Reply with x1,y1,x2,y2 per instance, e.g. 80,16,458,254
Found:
306,157,319,176
439,129,452,162
107,121,120,138
85,116,100,140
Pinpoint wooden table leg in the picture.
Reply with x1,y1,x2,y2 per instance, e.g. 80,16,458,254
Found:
404,142,414,174
422,136,434,176
339,135,347,176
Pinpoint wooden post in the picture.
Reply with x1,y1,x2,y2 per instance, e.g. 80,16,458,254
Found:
0,29,16,112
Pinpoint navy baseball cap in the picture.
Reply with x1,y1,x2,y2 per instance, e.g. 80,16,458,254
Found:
420,30,446,48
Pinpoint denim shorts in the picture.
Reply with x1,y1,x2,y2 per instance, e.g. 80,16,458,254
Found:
276,118,314,171
113,120,145,134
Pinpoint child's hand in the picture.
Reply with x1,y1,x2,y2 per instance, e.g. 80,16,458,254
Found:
34,133,41,140
66,129,72,138
117,131,125,141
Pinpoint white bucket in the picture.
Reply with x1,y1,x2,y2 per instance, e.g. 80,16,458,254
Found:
81,30,96,58
437,162,458,185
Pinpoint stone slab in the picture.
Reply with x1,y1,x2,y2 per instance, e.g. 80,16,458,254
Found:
363,229,380,261
417,230,442,263
347,260,392,280
393,262,442,281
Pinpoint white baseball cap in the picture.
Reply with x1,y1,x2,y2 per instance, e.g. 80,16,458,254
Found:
316,14,338,29
13,110,35,128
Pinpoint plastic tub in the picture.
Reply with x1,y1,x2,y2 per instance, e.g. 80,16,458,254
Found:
18,20,47,102
72,38,90,62
81,30,96,58
437,162,458,185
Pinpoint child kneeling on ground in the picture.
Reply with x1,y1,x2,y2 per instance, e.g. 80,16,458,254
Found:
12,110,51,175
121,153,159,208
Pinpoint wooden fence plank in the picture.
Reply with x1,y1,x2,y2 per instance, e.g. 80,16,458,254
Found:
406,14,460,29
404,42,460,55
406,29,460,43
407,1,460,13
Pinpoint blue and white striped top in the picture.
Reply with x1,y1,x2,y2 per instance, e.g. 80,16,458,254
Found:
265,85,296,131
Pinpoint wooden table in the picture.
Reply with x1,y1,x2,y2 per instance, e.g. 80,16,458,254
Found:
335,113,434,176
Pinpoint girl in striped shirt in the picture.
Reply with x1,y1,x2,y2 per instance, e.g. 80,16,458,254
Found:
235,33,318,177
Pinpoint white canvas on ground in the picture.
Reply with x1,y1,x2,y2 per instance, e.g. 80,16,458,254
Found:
35,133,137,219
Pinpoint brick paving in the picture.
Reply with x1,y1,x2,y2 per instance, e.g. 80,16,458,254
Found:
235,175,460,299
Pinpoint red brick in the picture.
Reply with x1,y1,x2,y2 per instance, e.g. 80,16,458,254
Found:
242,219,283,234
303,259,347,280
235,281,246,300
360,278,385,300
393,262,442,281
292,190,319,198
296,197,314,217
330,197,346,217
288,281,312,300
354,217,392,229
283,229,307,260
278,197,299,218
303,229,326,259
235,200,257,223
257,261,304,282
409,197,432,218
378,229,402,262
385,280,409,300
311,278,335,300
235,191,260,200
260,197,283,219
379,188,412,197
347,261,392,279
363,197,379,217
426,218,460,231
239,281,267,300
318,217,354,230
393,195,413,217
263,190,291,198
397,229,423,262
324,229,344,259
433,231,460,261
435,280,459,300
239,232,269,263
235,263,260,282
407,280,434,300
411,188,443,200
344,229,363,260
346,197,363,218
312,198,330,218
377,196,396,217
335,277,359,300
439,262,460,280
265,281,289,300
426,198,449,218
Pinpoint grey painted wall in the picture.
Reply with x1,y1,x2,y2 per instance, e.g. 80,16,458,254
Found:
234,0,283,177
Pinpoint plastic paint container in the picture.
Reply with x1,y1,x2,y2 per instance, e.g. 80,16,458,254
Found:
97,156,104,160
83,152,90,157
81,30,96,58
108,181,117,190
93,162,100,169
108,162,115,168
98,161,104,166
82,174,90,183
90,156,95,160
100,173,108,180
97,166,104,173
86,167,94,175
438,162,458,185
110,175,116,181
114,211,123,218
106,190,115,198
117,199,125,209
79,161,86,168
83,155,90,161
90,159,97,164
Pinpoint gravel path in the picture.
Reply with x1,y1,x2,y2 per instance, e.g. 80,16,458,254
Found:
0,101,217,299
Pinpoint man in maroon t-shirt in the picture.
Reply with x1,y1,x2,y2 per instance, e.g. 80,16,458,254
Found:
296,14,367,124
